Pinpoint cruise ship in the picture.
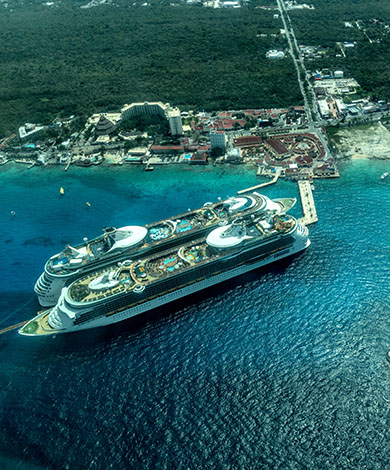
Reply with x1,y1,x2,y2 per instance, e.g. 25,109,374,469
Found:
34,193,296,306
20,209,310,337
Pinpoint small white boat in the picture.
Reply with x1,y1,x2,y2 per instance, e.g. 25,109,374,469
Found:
381,172,389,180
310,184,315,191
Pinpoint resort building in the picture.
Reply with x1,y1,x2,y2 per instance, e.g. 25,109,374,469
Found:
166,108,183,136
120,101,183,136
121,102,167,120
95,115,117,136
19,123,45,142
210,131,226,153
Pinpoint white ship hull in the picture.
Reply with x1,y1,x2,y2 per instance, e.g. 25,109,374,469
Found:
34,194,297,307
34,273,69,307
24,236,309,336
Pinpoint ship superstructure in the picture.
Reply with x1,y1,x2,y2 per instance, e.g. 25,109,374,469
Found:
34,193,296,306
21,208,309,337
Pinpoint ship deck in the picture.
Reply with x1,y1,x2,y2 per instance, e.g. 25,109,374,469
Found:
45,194,268,275
19,311,57,336
66,213,296,306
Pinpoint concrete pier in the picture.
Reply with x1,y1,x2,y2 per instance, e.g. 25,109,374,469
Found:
297,180,318,225
237,174,279,195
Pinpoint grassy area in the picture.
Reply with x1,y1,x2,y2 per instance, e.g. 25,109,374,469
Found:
289,0,390,101
0,2,302,137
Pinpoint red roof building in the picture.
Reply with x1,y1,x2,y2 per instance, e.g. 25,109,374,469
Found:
150,145,184,154
190,152,207,165
265,139,289,157
233,136,262,148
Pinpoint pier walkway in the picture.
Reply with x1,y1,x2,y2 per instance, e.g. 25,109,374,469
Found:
237,174,279,195
64,160,72,171
297,180,318,225
0,321,27,336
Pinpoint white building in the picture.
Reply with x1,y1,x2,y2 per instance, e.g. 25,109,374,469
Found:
37,152,51,164
335,99,345,115
210,131,226,153
318,100,330,118
121,102,167,121
266,50,285,59
120,101,183,135
225,148,242,163
166,107,183,136
222,1,240,7
334,70,344,79
19,123,45,142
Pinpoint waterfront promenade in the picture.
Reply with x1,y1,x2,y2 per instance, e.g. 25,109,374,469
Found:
298,180,318,225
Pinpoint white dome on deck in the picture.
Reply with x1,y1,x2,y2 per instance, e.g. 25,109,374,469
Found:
107,226,147,252
206,223,248,249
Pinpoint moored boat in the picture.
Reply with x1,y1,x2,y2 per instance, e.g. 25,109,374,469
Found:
33,193,297,307
20,209,310,337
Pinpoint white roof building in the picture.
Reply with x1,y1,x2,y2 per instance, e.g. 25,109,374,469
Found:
266,50,285,59
318,100,330,118
19,123,45,142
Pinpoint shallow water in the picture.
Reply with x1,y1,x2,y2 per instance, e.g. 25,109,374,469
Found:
0,160,389,469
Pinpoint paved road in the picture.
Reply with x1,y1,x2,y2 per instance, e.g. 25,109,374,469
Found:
275,0,331,156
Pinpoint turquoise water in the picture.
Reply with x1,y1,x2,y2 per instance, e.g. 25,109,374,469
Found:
0,160,389,469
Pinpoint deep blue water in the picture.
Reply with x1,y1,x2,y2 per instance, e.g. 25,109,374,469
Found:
0,160,389,469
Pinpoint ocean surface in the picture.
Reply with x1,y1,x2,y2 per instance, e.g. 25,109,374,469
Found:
0,160,389,469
